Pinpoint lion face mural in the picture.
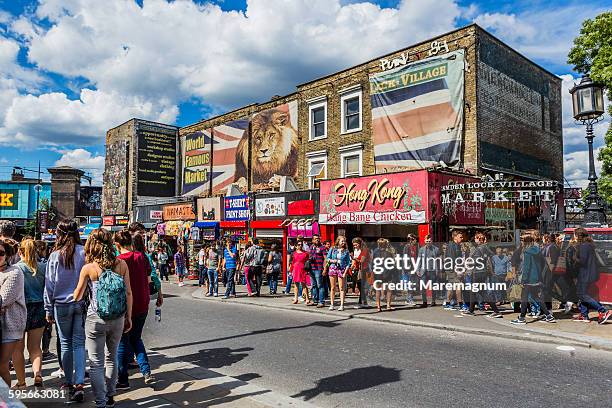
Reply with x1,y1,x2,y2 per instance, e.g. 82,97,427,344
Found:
234,105,299,188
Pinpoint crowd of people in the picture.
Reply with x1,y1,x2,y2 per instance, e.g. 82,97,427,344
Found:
0,219,162,408
194,229,611,324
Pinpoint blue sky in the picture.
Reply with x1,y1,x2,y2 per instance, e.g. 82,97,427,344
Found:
0,0,609,186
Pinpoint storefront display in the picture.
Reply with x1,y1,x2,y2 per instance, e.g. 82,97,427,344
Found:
222,194,250,244
162,202,196,278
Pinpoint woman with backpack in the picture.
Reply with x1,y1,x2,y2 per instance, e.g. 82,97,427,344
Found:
511,234,555,325
0,238,26,387
12,239,47,389
113,230,155,388
267,244,282,295
74,228,133,408
44,220,87,401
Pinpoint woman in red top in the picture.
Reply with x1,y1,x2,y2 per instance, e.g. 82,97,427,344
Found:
290,245,312,305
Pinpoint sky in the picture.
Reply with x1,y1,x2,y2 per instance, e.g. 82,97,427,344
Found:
0,0,610,187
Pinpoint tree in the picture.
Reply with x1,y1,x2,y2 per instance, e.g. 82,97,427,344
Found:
568,12,612,204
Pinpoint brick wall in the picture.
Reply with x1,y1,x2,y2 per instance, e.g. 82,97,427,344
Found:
475,29,563,181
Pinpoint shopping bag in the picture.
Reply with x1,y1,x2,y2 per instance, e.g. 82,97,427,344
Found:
507,282,523,302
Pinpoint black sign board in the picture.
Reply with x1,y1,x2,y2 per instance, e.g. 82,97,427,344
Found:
137,122,177,197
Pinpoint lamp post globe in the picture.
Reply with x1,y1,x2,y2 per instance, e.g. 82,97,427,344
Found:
569,75,607,226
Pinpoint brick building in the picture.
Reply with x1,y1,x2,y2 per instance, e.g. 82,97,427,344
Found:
104,23,562,211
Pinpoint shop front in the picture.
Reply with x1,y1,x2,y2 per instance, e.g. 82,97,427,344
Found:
133,204,164,230
252,190,320,284
160,202,196,275
190,197,223,277
221,195,250,245
319,171,429,251
101,215,129,232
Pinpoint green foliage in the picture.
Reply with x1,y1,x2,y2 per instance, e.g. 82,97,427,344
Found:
568,12,612,205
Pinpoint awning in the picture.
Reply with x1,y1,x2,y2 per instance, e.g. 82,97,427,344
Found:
194,221,219,229
220,221,247,229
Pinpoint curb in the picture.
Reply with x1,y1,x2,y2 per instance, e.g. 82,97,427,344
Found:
190,290,612,352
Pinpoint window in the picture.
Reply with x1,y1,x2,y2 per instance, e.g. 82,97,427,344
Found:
339,144,363,178
308,99,327,140
306,155,327,189
340,88,362,134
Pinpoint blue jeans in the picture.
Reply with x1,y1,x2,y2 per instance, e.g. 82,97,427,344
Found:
117,312,150,384
198,264,207,286
55,303,86,385
284,273,293,294
224,268,236,296
309,270,324,304
207,268,219,295
269,272,279,293
577,281,606,316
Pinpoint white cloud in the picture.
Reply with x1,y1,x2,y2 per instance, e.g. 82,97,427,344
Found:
0,88,178,146
54,148,105,185
564,148,603,189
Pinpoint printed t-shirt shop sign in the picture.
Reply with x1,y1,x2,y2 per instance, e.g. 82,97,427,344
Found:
224,195,249,221
319,172,427,224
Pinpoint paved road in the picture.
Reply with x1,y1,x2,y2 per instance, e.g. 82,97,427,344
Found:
142,283,612,408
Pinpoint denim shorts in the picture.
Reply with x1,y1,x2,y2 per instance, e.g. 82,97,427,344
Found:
176,266,186,277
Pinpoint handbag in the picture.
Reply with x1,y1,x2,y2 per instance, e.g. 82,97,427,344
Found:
507,282,523,302
304,259,311,272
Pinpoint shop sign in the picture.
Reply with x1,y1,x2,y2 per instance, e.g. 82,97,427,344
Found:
150,210,163,220
224,195,250,221
115,215,129,226
319,172,427,225
102,216,115,226
564,188,582,214
440,180,557,203
255,197,286,217
197,197,221,222
163,203,195,221
0,190,19,210
38,211,49,233
89,216,103,224
287,199,314,216
486,206,516,244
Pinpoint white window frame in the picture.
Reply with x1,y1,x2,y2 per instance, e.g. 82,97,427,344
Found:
339,144,363,178
308,97,328,141
340,87,362,134
306,152,328,189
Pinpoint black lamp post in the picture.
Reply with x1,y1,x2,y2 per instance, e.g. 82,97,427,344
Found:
569,75,607,227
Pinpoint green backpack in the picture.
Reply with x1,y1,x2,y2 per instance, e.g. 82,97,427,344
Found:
147,254,162,296
96,269,127,320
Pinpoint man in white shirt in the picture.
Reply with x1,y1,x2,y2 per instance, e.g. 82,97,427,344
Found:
198,246,207,289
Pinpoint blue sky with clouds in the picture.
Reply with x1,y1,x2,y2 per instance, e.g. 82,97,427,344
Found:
0,0,609,185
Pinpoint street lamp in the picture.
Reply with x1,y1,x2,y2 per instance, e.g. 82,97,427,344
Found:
569,75,607,226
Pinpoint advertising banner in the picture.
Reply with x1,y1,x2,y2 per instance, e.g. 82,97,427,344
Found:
150,210,163,220
224,195,250,221
102,140,128,215
0,189,19,210
319,171,428,225
255,197,286,218
369,50,465,173
241,101,299,190
136,122,177,197
182,129,212,196
212,119,249,195
197,197,222,222
429,172,484,225
486,205,516,244
102,216,115,226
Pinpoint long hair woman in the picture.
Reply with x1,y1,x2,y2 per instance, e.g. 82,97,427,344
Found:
289,242,311,305
326,236,351,311
0,238,26,386
12,239,47,388
74,229,133,408
44,220,87,401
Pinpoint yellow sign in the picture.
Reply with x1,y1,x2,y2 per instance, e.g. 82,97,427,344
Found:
0,193,14,207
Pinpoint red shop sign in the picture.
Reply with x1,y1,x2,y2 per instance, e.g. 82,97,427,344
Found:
287,200,314,216
102,216,115,226
319,171,428,225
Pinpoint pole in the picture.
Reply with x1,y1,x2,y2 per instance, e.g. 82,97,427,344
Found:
583,122,607,226
35,161,41,239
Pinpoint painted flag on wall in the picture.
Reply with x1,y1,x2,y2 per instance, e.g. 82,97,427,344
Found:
369,49,465,173
212,119,249,195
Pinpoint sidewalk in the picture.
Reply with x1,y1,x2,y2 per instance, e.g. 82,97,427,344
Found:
36,349,317,408
191,283,612,351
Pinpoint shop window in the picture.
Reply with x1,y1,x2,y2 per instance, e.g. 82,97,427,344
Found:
340,88,362,134
307,156,327,189
308,99,327,140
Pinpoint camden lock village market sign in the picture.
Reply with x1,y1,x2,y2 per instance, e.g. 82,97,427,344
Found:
440,180,557,204
319,172,427,225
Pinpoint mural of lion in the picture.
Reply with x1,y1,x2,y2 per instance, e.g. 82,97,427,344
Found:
234,107,299,188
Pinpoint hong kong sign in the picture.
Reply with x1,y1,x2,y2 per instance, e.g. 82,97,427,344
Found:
319,172,427,225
